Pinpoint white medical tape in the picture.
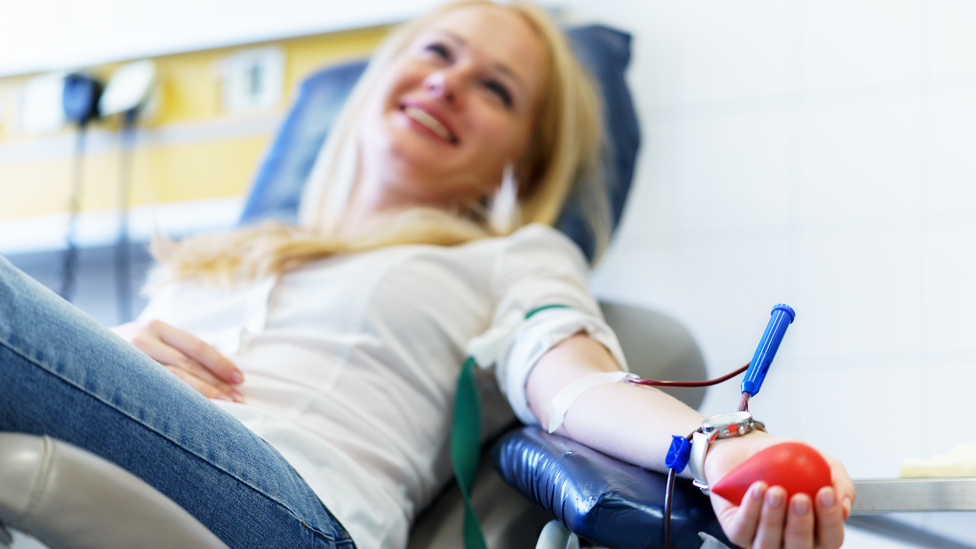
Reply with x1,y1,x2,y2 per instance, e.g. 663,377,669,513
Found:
547,371,637,433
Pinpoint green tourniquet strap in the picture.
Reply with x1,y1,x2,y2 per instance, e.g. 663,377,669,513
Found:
525,303,572,319
451,357,488,549
451,303,572,549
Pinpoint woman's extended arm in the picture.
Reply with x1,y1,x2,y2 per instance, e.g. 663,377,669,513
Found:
525,333,854,549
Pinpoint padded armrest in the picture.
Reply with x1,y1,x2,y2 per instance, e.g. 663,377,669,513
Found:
491,427,732,549
0,433,228,549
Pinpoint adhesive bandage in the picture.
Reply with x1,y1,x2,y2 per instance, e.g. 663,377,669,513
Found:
547,371,637,433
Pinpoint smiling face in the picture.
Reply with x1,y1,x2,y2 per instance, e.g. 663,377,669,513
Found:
355,4,546,214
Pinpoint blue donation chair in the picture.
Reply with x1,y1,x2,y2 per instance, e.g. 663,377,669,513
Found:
0,25,732,549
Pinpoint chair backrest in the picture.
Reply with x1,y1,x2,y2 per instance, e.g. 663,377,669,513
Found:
600,302,708,409
238,25,640,261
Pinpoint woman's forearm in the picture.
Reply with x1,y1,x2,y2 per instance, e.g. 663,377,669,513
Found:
524,333,706,473
528,334,856,548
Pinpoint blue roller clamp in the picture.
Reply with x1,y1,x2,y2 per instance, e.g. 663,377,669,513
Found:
741,304,795,397
665,435,692,473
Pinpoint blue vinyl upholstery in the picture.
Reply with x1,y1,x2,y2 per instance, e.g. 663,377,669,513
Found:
238,25,640,261
492,428,732,548
241,60,366,226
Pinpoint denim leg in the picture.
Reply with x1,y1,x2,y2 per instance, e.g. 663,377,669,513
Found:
0,256,355,549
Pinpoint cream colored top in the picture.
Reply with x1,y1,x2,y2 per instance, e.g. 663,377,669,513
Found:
139,224,626,548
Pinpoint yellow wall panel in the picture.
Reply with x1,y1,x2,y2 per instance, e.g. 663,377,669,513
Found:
0,150,136,218
151,53,225,125
134,135,269,203
0,159,74,218
0,135,268,218
285,26,388,95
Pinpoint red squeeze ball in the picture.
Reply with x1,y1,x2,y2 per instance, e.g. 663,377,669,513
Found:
711,442,831,506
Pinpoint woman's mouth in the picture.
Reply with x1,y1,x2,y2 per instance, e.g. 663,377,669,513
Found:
403,106,458,144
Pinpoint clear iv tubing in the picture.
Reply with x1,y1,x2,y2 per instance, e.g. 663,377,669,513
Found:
627,363,750,390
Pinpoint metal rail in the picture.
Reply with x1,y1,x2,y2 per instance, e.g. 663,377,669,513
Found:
853,478,976,513
849,478,976,549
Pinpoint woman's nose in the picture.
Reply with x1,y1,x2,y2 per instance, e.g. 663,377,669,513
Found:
424,71,462,107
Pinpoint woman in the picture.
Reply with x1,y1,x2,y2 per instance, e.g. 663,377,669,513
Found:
0,1,854,548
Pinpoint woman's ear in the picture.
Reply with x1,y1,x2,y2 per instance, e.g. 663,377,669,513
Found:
488,162,521,234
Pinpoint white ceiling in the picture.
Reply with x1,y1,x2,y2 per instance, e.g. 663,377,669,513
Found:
0,0,449,77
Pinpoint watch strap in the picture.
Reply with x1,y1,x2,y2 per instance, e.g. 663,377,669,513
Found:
689,430,711,494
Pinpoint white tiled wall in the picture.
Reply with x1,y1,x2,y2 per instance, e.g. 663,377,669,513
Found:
567,0,976,545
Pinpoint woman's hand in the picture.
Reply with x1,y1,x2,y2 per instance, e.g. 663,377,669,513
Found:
703,432,855,549
110,319,245,403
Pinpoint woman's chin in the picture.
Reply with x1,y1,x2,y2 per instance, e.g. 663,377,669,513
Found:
386,138,462,174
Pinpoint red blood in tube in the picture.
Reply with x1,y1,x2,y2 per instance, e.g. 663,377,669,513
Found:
711,442,832,506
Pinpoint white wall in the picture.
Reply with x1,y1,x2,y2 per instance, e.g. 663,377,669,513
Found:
568,0,976,544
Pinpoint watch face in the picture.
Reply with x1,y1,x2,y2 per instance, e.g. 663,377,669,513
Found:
702,411,753,438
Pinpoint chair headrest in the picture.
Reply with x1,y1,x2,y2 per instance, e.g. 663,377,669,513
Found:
239,25,640,261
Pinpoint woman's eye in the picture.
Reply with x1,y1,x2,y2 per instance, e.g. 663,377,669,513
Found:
485,81,513,107
424,43,451,60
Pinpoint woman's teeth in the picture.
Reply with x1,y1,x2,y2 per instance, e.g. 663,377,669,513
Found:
404,106,455,143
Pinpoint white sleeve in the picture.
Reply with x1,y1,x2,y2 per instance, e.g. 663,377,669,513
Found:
489,224,628,427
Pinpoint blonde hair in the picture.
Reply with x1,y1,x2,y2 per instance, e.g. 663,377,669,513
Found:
156,0,609,284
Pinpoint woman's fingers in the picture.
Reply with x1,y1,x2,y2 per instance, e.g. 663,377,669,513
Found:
149,320,243,385
133,333,239,396
814,487,845,549
112,320,244,402
131,330,210,376
823,454,856,519
783,494,815,549
721,482,767,547
152,341,242,402
718,486,844,549
164,366,237,402
754,486,787,549
757,488,844,549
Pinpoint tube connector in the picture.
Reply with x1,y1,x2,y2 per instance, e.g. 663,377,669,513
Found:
740,304,795,397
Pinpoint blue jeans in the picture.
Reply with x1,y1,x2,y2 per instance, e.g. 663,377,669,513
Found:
0,256,355,549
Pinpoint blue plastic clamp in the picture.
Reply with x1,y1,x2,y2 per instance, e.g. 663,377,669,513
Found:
665,435,692,473
740,304,795,397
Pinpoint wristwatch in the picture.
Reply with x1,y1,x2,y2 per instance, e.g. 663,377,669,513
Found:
688,411,766,494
